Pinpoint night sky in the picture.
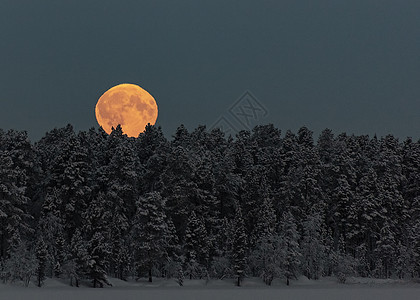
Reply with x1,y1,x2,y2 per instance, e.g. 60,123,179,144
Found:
1,0,419,141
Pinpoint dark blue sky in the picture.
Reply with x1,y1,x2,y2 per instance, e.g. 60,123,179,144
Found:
1,0,419,141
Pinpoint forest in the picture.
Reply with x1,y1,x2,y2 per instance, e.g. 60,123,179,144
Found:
0,124,419,287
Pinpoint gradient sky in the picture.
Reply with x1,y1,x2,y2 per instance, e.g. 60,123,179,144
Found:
1,0,419,141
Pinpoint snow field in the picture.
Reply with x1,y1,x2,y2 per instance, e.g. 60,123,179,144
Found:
2,277,420,300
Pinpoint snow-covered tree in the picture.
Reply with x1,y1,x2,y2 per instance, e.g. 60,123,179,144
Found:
374,220,396,278
249,233,279,285
67,229,88,287
4,237,36,286
131,192,171,282
37,189,66,278
35,238,48,287
0,122,419,286
279,211,301,285
249,196,278,283
96,128,139,280
300,209,326,280
82,192,112,287
231,204,247,286
0,130,32,261
183,211,209,279
86,232,111,288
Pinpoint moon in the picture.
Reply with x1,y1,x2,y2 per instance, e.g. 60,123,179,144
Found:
95,83,158,137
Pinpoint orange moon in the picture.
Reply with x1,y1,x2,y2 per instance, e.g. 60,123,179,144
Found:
95,83,158,137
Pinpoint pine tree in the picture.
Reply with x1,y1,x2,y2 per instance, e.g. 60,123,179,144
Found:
279,211,301,285
280,127,322,228
162,145,195,236
351,167,382,269
333,234,357,280
301,209,326,280
395,241,409,279
37,189,66,278
0,130,32,261
407,217,420,278
242,170,270,250
183,211,209,279
67,230,87,287
252,196,276,244
36,125,91,238
172,124,191,148
332,174,353,249
82,192,112,287
131,192,171,282
250,232,279,285
99,129,139,280
36,238,48,287
162,218,181,278
5,236,36,287
249,196,278,283
374,220,396,278
137,124,168,194
86,232,111,287
214,140,240,222
231,204,247,286
193,152,220,259
402,138,420,211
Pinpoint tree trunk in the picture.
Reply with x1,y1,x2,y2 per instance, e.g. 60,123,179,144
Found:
149,268,152,282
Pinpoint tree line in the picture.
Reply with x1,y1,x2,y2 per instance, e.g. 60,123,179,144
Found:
0,124,419,287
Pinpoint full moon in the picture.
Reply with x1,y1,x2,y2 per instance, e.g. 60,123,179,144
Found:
95,83,158,137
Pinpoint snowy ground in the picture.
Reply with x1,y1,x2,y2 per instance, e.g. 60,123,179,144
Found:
2,276,420,300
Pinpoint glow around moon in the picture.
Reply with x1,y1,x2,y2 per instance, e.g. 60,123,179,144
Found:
95,83,158,137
